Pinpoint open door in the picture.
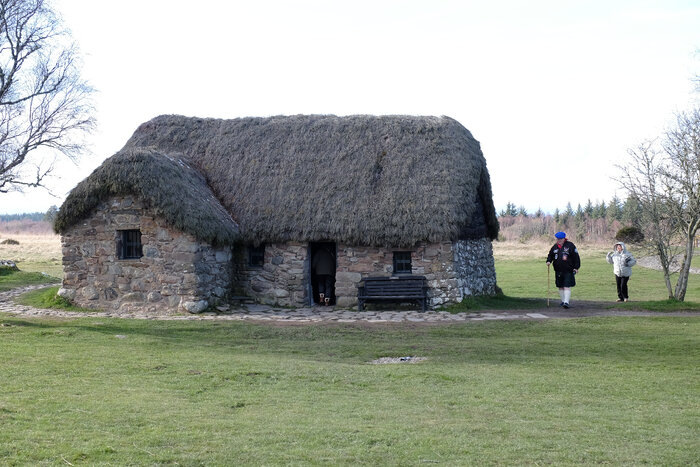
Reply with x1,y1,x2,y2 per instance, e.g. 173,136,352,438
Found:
309,242,336,306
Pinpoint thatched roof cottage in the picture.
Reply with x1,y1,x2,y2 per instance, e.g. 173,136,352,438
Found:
55,114,499,313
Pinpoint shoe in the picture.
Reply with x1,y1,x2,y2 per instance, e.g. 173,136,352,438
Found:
559,302,564,307
562,302,570,309
616,299,623,302
624,298,628,302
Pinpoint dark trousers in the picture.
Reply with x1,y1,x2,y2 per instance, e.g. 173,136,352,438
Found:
317,274,333,298
615,275,630,300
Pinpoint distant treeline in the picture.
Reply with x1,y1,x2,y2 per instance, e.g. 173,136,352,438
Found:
0,206,58,235
498,196,641,244
0,205,58,223
498,196,639,223
0,212,45,222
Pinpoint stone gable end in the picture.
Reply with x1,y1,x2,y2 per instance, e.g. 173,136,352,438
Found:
58,196,232,313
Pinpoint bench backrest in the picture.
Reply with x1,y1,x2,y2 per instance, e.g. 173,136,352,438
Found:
361,276,427,296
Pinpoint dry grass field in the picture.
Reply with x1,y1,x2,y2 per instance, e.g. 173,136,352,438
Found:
0,232,62,277
492,239,610,260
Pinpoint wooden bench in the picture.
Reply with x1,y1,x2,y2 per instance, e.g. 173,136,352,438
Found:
357,275,429,312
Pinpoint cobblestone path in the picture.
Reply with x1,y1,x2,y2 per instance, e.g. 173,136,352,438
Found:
1,284,697,324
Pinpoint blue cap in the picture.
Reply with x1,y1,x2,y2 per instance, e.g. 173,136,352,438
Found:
555,231,566,239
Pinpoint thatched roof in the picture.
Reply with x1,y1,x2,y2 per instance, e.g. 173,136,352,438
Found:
58,114,499,247
53,147,239,245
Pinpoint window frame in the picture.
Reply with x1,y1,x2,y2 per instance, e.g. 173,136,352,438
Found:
248,244,265,268
117,229,143,260
392,251,412,275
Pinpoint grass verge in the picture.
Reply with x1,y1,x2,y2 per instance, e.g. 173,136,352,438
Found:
445,293,547,312
0,267,59,292
13,285,94,312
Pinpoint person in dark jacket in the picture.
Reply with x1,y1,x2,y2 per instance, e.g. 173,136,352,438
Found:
546,231,581,308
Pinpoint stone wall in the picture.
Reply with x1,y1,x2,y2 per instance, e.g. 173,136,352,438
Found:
61,200,497,313
234,242,309,307
59,196,233,313
334,244,390,307
335,241,490,308
235,239,497,309
452,238,498,298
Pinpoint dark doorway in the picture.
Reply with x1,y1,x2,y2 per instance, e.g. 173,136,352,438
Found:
309,242,336,306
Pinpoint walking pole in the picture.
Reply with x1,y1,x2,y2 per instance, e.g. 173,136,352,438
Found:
547,263,550,307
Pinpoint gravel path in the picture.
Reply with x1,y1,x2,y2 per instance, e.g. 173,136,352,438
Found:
3,284,699,324
636,255,700,274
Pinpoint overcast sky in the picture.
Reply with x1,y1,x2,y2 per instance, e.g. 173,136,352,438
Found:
1,0,699,216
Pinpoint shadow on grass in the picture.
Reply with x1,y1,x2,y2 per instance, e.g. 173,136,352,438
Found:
444,294,548,313
0,316,443,364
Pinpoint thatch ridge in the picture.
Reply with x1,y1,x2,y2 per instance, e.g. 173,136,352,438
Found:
58,114,498,247
122,114,499,246
54,147,239,245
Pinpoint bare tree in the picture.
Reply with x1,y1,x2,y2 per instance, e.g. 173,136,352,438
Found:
615,107,700,301
615,141,676,298
694,48,700,94
660,107,700,300
0,0,94,193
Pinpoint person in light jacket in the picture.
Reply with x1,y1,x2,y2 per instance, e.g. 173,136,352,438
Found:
606,242,637,302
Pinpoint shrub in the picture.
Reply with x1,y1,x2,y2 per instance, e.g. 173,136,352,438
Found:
615,226,644,244
1,238,19,245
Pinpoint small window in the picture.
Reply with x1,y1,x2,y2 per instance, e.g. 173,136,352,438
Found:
249,244,265,267
393,251,412,275
117,230,142,260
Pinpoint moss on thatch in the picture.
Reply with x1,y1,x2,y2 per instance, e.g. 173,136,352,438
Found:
54,148,239,245
58,114,499,247
122,114,499,246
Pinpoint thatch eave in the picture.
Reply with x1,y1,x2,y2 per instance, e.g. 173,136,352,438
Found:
54,148,240,246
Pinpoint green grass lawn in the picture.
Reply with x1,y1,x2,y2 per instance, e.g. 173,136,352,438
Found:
13,285,94,311
494,247,700,310
0,316,698,465
1,244,699,464
0,267,59,292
